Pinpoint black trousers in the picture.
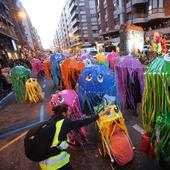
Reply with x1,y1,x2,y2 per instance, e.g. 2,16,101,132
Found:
57,162,73,170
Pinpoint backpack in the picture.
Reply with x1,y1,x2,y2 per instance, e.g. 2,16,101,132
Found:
24,117,64,162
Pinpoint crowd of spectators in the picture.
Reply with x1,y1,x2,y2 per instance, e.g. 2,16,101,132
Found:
0,59,32,100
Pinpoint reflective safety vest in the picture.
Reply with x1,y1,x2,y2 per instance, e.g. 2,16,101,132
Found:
39,119,70,170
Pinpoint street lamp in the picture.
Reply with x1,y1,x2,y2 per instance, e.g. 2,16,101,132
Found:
17,10,26,20
69,32,74,38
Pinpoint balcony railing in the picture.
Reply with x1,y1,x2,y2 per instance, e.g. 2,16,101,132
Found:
0,26,17,40
70,1,77,14
132,0,148,6
72,26,79,33
148,8,165,20
72,18,79,27
132,0,148,5
70,10,78,21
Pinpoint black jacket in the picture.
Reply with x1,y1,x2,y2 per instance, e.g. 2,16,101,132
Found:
52,114,99,141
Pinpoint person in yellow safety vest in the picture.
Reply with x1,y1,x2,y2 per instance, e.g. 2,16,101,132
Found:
39,104,109,170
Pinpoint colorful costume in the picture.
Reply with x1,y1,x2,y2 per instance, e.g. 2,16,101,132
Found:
25,78,44,103
142,53,170,165
78,64,117,113
106,52,119,71
31,58,44,76
48,90,87,145
61,58,85,89
50,53,66,86
115,55,144,113
11,66,31,102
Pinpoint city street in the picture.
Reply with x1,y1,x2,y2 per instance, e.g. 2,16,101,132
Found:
0,0,170,169
0,77,163,170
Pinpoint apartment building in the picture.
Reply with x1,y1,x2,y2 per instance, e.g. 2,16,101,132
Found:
96,0,170,45
0,0,18,61
54,0,99,50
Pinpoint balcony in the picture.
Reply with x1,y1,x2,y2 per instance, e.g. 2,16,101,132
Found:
69,1,77,14
97,5,100,12
132,0,148,6
69,0,74,7
0,26,17,40
132,13,147,24
72,26,79,33
72,18,79,27
104,0,107,8
70,10,78,21
147,8,165,21
115,25,120,30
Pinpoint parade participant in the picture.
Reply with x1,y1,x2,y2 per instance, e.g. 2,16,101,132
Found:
39,104,109,170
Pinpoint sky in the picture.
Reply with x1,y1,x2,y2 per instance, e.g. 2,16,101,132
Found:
20,0,66,49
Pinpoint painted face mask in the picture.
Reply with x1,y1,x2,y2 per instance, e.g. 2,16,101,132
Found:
61,58,85,89
11,66,31,102
48,89,87,145
78,64,117,113
50,52,66,86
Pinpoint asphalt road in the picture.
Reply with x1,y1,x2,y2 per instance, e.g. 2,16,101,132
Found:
0,76,164,170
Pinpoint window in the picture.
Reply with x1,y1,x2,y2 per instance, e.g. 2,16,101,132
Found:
104,8,107,16
92,30,98,33
114,17,120,25
153,0,158,8
84,38,88,42
127,12,132,20
159,0,163,8
81,15,86,19
83,30,88,34
113,0,119,7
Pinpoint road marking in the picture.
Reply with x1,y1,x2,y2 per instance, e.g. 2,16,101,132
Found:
0,121,40,138
40,105,45,122
43,84,46,89
0,104,47,151
0,131,28,152
44,79,46,82
0,92,13,104
43,92,45,98
132,124,145,135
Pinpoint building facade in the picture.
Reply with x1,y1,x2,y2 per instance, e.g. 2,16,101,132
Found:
96,0,170,45
0,0,18,63
54,0,99,50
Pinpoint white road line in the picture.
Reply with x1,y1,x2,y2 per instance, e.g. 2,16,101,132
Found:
44,79,46,82
0,91,13,104
132,124,145,135
40,105,45,122
43,84,46,89
42,92,45,98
